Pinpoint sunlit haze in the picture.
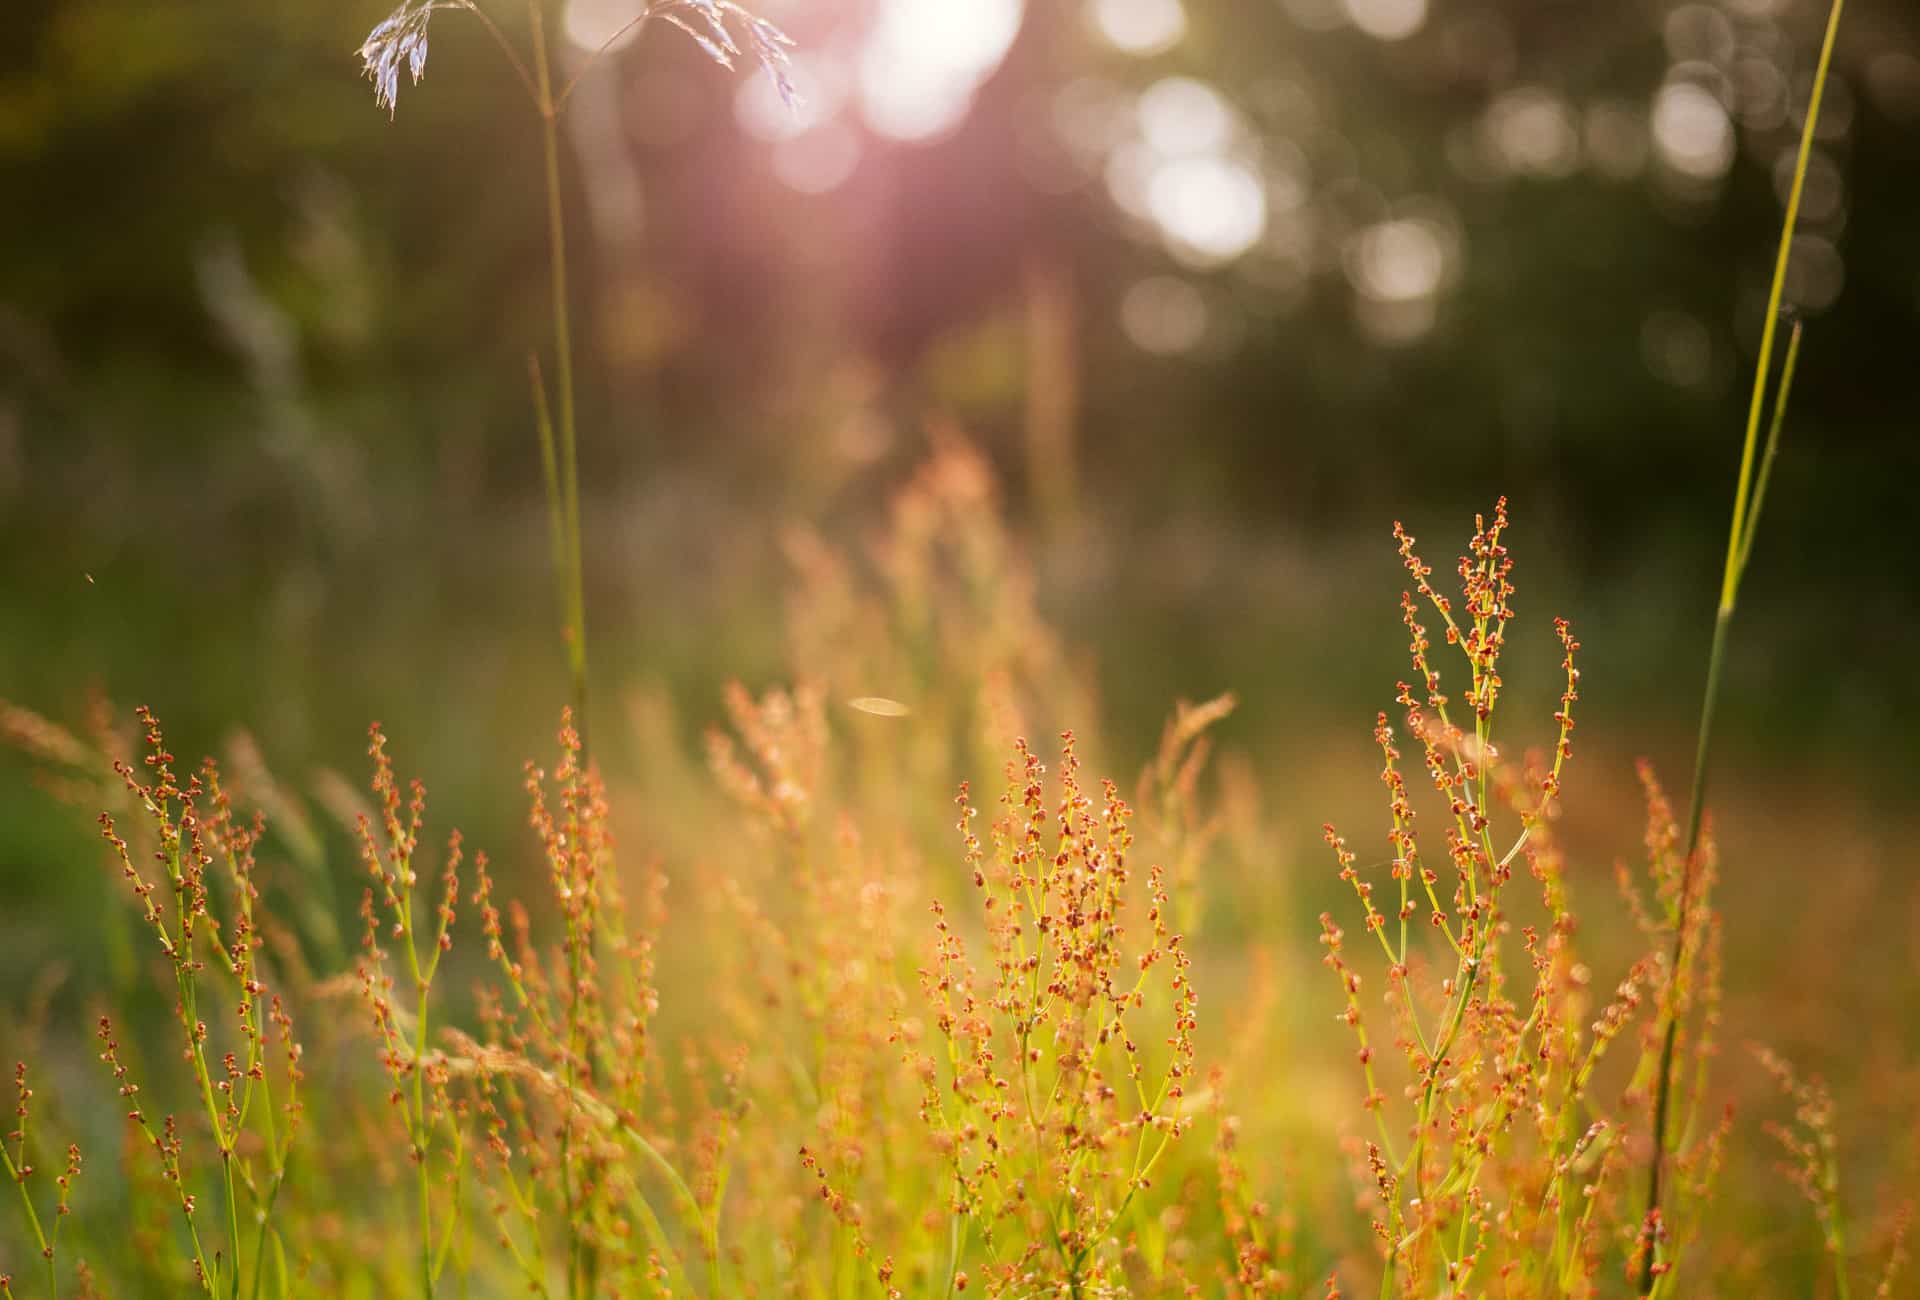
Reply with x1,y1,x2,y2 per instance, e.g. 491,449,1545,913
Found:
858,0,1024,140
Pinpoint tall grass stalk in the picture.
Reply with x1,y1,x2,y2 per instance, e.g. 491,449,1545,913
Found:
0,1119,58,1300
525,0,592,766
1637,0,1843,1286
523,10,592,1283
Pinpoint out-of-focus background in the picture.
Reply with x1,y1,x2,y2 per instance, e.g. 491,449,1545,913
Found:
3,0,1918,1266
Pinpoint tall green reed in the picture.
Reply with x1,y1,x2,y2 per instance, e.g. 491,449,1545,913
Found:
1637,0,1845,1290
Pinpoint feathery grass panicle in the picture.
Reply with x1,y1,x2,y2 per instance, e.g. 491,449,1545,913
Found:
655,1,799,106
358,1,434,117
358,0,798,120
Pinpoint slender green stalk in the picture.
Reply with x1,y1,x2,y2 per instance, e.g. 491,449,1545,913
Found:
527,0,591,766
246,1160,292,1300
1637,2,1843,1288
169,839,246,1299
0,1142,56,1300
528,356,569,634
222,1158,243,1300
942,1208,967,1299
1738,321,1803,576
513,57,594,1292
415,983,435,1300
1825,1150,1854,1300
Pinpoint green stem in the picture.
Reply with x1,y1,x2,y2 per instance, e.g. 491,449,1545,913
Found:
416,984,434,1300
521,25,593,1280
246,1166,291,1300
1636,3,1844,1290
527,0,591,765
1827,1152,1854,1300
223,1157,243,1300
1,1143,55,1299
528,355,570,655
1737,320,1803,577
942,1206,967,1299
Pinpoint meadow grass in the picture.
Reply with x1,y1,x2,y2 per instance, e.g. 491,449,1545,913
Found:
1,0,1913,1296
3,441,1912,1296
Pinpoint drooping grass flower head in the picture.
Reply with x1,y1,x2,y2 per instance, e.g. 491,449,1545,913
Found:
656,1,800,109
358,0,433,117
357,0,799,119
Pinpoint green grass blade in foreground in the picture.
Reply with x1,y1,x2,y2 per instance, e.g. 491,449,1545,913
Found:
1638,0,1844,1287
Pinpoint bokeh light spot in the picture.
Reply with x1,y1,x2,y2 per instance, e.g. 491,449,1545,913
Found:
1866,52,1920,122
1088,0,1187,56
858,0,1024,140
1138,78,1235,156
1641,309,1713,388
1483,86,1580,178
1584,98,1649,179
1347,218,1444,303
1773,148,1844,227
1147,156,1268,267
1341,0,1427,42
562,0,648,53
1663,4,1735,66
1783,234,1845,313
1652,81,1734,180
1121,276,1209,354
